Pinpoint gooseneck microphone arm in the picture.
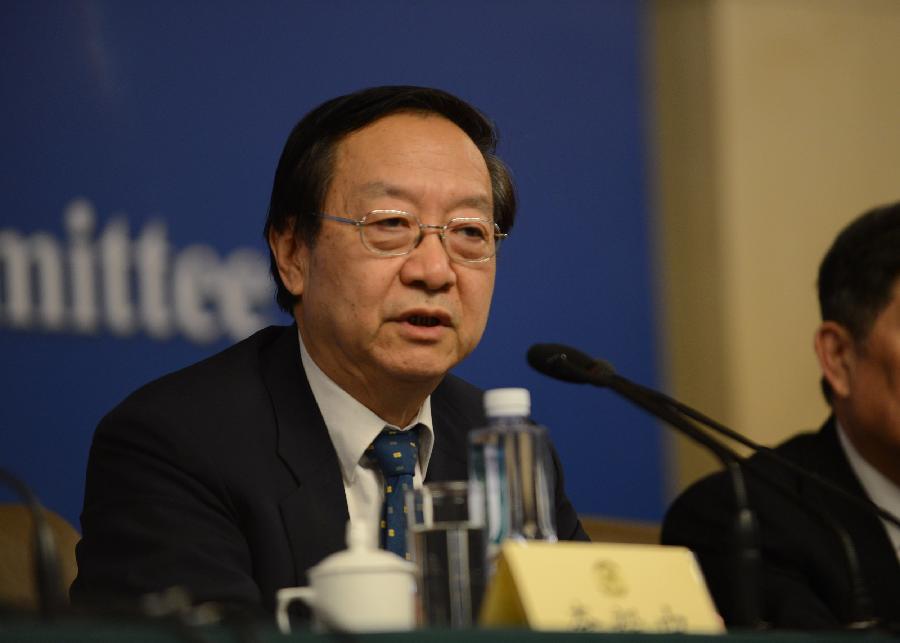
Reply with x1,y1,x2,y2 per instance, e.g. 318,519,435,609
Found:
526,344,763,629
606,373,763,629
527,342,883,629
624,375,900,531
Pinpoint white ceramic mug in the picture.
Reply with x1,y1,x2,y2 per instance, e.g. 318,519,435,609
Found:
276,521,417,633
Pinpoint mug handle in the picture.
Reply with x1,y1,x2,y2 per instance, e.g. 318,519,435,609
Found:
275,586,315,634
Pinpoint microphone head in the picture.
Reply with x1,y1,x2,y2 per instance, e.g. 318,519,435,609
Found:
527,343,615,384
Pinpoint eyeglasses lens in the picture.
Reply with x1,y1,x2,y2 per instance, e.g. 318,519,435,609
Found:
361,211,497,261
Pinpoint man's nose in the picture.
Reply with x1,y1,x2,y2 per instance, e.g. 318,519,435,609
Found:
400,229,456,291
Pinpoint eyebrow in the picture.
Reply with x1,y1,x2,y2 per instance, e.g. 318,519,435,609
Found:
357,181,493,216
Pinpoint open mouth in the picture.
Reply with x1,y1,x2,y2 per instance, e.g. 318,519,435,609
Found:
406,315,442,327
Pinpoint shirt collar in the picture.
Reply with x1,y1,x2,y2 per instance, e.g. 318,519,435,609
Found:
297,328,435,484
836,419,900,552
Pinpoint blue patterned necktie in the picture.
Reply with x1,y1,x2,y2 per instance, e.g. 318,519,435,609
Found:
367,425,421,559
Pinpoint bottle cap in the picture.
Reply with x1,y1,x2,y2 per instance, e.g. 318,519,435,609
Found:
484,387,531,418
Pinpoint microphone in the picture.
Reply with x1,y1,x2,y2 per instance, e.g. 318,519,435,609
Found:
526,343,614,385
528,343,763,628
528,342,886,629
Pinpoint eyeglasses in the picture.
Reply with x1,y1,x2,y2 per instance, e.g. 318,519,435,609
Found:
311,210,507,263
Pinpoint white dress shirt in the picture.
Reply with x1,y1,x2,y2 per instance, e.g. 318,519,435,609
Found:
297,330,435,548
837,421,900,561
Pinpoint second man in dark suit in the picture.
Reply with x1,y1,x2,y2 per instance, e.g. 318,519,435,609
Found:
663,202,900,629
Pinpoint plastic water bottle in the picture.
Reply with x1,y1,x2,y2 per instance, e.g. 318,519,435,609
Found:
468,387,558,570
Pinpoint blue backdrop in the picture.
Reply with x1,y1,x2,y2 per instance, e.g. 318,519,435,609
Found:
0,1,662,529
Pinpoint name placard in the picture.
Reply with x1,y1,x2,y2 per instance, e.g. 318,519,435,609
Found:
480,541,724,633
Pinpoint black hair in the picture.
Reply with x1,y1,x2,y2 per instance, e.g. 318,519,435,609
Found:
818,201,900,402
263,85,517,313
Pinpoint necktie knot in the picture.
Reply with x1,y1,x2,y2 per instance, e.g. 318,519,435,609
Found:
368,427,419,477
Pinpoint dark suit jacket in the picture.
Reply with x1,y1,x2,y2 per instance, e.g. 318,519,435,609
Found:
662,417,900,630
71,325,586,610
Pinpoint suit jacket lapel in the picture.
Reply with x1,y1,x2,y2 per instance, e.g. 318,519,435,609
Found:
259,326,349,583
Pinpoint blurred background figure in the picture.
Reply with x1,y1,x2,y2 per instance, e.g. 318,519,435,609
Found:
663,203,900,629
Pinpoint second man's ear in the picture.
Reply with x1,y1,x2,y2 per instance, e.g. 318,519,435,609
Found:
813,321,856,399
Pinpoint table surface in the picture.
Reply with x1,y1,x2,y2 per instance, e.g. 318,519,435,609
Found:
1,618,899,643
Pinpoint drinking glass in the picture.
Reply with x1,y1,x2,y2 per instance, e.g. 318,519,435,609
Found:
406,481,486,628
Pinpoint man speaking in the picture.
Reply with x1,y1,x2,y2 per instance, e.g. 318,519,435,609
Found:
71,86,587,610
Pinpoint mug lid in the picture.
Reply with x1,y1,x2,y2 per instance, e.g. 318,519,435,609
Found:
309,521,415,578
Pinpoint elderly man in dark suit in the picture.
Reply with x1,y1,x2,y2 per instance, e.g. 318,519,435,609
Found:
71,86,586,611
663,202,900,629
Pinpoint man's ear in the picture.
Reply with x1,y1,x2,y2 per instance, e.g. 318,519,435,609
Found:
814,321,855,399
268,223,308,297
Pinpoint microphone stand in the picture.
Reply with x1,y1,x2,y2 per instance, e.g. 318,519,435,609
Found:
583,370,764,629
616,375,880,628
0,468,66,618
